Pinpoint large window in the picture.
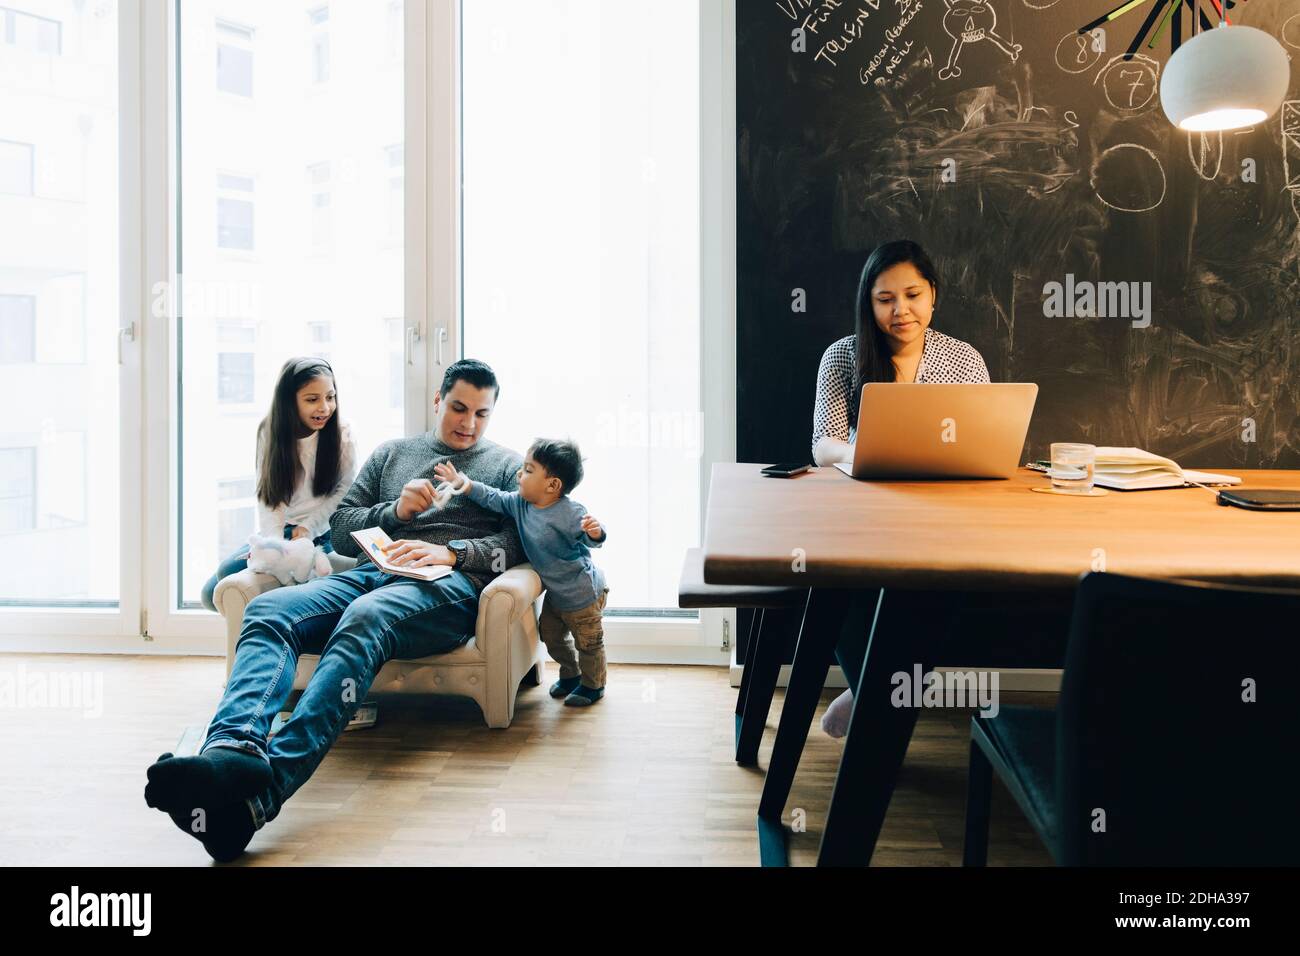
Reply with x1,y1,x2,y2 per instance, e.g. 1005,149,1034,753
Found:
0,0,119,605
2,0,726,649
462,1,702,613
178,0,406,606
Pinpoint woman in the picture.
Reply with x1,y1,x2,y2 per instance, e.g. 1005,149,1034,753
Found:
812,239,991,735
813,239,990,466
200,357,357,612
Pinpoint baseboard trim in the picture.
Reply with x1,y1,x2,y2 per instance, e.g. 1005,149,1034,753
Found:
726,648,1062,693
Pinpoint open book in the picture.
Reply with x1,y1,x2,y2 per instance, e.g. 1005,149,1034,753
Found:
349,527,456,582
1090,448,1242,491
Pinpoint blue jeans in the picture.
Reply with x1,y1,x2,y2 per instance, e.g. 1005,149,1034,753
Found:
201,563,480,829
200,526,334,612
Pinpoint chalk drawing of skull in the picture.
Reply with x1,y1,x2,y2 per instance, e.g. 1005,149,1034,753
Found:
938,0,1022,80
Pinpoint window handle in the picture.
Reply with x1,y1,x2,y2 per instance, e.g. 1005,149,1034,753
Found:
435,326,447,366
118,321,136,365
405,322,421,366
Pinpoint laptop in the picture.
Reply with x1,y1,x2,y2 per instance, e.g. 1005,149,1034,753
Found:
834,383,1038,480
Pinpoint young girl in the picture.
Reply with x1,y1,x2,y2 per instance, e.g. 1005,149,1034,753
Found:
201,357,358,611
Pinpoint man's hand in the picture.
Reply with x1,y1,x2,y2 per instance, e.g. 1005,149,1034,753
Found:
385,539,455,568
290,525,312,541
580,514,605,541
395,479,437,521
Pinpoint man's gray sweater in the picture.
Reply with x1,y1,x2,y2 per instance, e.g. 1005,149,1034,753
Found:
330,433,525,593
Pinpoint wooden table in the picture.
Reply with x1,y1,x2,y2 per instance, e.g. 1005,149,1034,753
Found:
701,464,1300,866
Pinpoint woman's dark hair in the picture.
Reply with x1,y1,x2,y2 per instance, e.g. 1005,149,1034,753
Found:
852,239,940,428
256,357,342,508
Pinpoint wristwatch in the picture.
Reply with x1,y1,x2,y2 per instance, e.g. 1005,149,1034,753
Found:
447,539,470,568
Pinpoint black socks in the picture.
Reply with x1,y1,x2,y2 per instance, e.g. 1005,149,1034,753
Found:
146,748,271,862
164,799,256,863
145,747,272,812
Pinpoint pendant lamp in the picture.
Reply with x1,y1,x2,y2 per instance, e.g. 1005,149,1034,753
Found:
1160,20,1289,131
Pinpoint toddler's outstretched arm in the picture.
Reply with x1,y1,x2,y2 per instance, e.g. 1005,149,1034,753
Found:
438,461,526,523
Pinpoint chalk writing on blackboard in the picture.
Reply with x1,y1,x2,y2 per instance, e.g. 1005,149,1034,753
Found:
775,0,851,25
815,6,876,68
737,0,1300,471
1095,54,1160,113
859,0,925,86
1091,143,1167,213
1054,29,1103,75
1282,12,1300,50
937,0,1022,81
1283,101,1300,230
1188,130,1224,182
775,0,885,69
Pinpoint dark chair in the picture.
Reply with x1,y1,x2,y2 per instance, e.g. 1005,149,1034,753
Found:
677,548,807,765
963,571,1300,866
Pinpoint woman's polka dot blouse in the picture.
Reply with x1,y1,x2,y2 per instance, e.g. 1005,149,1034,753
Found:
811,327,991,454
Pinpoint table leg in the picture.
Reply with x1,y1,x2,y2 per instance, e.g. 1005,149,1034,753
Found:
816,589,960,866
734,609,760,715
733,609,760,754
756,588,853,862
736,604,802,766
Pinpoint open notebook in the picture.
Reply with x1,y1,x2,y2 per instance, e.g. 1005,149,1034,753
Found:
1088,448,1242,491
349,527,456,582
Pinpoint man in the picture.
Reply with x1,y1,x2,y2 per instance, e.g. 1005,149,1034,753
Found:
145,359,524,861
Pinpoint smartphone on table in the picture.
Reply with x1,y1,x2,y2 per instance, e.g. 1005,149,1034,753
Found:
761,462,811,479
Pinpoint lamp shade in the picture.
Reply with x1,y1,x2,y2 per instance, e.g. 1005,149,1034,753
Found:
1160,25,1290,131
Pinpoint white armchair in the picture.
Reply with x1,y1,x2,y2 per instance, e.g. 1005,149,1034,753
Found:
213,552,546,729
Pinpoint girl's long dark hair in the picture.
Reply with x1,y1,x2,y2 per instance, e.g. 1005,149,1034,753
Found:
256,357,342,508
851,239,941,430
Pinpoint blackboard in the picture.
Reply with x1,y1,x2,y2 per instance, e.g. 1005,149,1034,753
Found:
737,0,1300,469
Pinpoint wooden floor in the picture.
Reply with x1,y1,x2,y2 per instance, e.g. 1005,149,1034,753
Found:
0,653,1053,866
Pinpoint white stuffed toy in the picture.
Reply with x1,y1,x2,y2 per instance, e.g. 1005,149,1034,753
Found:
246,534,333,587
